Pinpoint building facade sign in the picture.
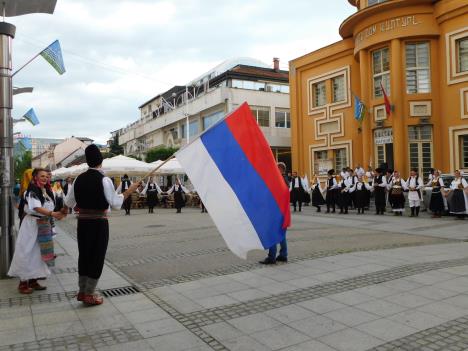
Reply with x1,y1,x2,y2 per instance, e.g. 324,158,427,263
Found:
374,128,393,145
355,15,420,47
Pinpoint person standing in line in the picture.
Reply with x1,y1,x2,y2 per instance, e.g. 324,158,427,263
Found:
387,171,406,216
64,145,140,305
141,177,162,213
311,175,325,212
349,175,372,214
259,162,288,265
337,175,351,214
117,174,133,215
373,168,387,215
346,169,357,209
427,169,445,218
365,166,374,210
167,178,189,213
289,171,305,212
446,170,468,220
406,169,423,217
8,168,65,294
325,169,338,213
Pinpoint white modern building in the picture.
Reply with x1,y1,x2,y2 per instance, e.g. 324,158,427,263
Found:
114,57,292,168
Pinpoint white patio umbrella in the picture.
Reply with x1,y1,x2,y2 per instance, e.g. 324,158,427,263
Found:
101,155,153,176
155,158,185,175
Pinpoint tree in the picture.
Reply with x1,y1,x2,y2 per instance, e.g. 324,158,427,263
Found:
146,146,179,163
14,150,32,180
109,135,124,156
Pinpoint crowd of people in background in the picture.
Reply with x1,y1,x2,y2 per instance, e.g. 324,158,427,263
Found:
287,166,468,220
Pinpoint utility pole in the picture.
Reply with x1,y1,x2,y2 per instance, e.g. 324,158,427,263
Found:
185,86,189,144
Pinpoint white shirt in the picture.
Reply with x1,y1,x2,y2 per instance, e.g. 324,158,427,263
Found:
64,169,124,210
406,176,423,190
450,178,468,190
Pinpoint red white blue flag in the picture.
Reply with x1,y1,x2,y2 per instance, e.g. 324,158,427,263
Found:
176,103,291,259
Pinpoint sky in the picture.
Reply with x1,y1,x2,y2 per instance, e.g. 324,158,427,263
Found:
9,0,355,144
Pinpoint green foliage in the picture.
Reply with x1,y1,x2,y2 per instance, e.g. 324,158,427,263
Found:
127,154,142,161
14,150,32,180
109,135,124,155
146,146,179,163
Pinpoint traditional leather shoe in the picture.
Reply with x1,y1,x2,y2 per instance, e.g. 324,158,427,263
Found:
82,294,104,306
18,281,33,294
276,256,288,263
259,258,276,265
28,279,46,291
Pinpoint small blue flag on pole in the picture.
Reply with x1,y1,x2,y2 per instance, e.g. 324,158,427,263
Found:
40,40,66,75
23,108,40,126
354,95,366,123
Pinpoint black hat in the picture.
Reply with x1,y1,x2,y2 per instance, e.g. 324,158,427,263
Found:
85,144,103,168
328,169,335,175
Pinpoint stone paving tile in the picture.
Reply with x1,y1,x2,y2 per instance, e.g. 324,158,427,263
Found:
383,292,435,308
328,290,374,306
355,299,408,317
356,318,419,341
221,335,271,351
98,339,155,351
318,328,385,351
279,339,337,351
134,317,186,338
367,315,468,351
0,327,36,347
408,285,459,300
297,297,347,314
146,330,212,351
227,313,281,334
416,301,468,321
197,295,239,309
123,307,169,324
324,306,380,327
226,288,272,302
35,320,86,340
250,325,310,350
201,321,245,342
264,304,317,324
387,310,446,330
289,315,347,338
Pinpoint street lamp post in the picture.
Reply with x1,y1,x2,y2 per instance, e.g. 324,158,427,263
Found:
0,0,57,278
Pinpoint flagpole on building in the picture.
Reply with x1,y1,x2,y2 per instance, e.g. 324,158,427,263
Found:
11,52,41,77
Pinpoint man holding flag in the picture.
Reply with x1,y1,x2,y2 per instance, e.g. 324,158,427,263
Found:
177,103,291,260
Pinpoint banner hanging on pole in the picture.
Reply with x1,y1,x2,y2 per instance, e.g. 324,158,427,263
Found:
40,40,66,75
23,108,40,126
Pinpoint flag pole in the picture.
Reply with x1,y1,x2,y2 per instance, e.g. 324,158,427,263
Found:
141,155,175,180
12,51,42,77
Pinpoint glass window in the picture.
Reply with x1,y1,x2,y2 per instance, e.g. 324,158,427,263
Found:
368,0,388,5
203,111,224,130
408,126,433,180
275,109,290,128
461,135,468,169
457,37,468,73
334,148,347,172
313,81,327,107
332,75,345,103
189,120,199,137
180,124,186,139
251,106,270,127
266,84,290,93
406,42,431,94
372,47,391,98
376,145,385,168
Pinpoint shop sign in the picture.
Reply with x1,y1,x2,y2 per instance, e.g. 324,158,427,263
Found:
374,128,393,145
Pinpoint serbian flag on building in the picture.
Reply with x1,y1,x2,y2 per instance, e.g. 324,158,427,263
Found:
380,81,391,117
176,102,291,259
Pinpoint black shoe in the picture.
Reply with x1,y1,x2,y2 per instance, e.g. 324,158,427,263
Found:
276,256,288,263
259,258,276,265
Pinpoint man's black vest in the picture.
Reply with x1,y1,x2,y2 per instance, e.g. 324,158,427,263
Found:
74,169,109,210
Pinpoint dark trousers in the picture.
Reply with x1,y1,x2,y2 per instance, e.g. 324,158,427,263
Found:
123,198,132,214
268,239,288,259
77,219,109,280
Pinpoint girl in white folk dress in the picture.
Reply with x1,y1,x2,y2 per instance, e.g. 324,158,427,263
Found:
8,169,66,294
446,170,468,220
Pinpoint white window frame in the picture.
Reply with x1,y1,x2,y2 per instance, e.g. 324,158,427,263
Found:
457,37,468,73
274,108,290,128
372,47,390,98
313,81,327,107
332,75,345,103
461,134,468,169
406,42,431,94
250,106,271,127
408,126,433,180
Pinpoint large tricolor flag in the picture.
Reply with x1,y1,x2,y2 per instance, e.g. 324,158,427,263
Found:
176,103,291,259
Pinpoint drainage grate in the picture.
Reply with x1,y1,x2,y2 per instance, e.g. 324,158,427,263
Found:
100,286,140,298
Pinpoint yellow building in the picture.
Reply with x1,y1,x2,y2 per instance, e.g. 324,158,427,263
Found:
290,0,468,179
